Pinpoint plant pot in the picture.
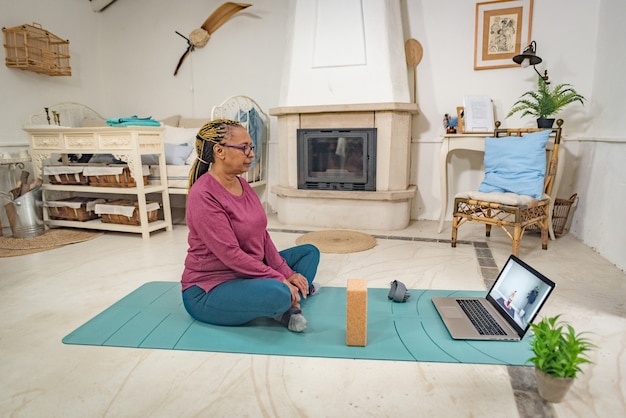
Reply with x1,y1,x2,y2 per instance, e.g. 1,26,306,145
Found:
537,118,555,128
534,367,574,403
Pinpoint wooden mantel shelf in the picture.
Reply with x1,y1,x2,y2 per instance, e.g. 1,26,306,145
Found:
272,185,417,201
270,102,420,116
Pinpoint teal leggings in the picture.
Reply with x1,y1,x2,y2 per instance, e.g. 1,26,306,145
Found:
182,244,320,326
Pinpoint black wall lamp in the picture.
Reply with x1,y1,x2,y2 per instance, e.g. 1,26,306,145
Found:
512,41,550,84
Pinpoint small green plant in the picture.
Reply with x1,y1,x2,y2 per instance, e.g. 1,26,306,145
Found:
507,77,586,119
528,315,595,379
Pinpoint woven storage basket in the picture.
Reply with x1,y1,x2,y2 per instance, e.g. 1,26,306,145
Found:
551,193,577,235
43,166,88,185
95,199,159,225
2,23,71,76
527,194,577,236
83,166,149,188
45,197,105,221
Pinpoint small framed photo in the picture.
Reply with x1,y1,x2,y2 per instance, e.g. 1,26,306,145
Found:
474,0,533,70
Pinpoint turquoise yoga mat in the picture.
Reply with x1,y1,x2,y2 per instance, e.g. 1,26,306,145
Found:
62,281,533,366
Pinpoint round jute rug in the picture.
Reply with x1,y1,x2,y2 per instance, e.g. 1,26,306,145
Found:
295,230,377,254
0,228,103,257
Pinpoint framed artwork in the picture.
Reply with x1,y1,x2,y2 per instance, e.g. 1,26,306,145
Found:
474,0,533,70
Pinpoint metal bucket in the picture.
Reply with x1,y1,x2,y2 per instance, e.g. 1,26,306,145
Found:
4,187,44,238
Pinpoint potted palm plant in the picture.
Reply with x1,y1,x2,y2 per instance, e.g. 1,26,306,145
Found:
507,77,586,128
528,315,595,402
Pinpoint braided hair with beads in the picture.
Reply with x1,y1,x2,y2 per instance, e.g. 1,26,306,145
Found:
188,118,244,189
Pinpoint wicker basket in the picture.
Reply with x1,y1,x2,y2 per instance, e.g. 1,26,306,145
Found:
49,173,88,185
45,197,105,221
83,166,149,188
95,199,160,225
2,23,71,76
43,166,88,185
551,194,577,235
527,194,577,236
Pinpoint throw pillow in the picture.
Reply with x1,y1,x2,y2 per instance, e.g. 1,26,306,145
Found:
141,154,160,165
478,129,550,199
159,115,181,127
186,143,198,166
162,125,198,145
161,126,198,165
179,117,208,129
164,143,193,165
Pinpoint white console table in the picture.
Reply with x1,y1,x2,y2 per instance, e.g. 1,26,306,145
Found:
438,133,564,240
25,126,173,239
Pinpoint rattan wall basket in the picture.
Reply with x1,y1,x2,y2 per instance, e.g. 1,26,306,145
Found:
2,22,71,76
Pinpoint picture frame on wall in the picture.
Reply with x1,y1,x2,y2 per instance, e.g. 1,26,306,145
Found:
474,0,533,70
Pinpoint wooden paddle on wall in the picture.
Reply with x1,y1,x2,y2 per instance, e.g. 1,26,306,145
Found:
405,38,423,103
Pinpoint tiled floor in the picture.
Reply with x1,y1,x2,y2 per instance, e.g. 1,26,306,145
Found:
1,216,624,417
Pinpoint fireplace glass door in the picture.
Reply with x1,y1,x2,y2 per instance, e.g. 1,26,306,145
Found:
297,128,376,191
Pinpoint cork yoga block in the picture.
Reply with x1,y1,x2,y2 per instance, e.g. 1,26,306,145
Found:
346,278,368,346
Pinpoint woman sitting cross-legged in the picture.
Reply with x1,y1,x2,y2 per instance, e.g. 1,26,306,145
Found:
181,118,320,332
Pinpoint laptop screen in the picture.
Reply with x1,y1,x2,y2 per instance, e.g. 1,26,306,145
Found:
486,255,556,334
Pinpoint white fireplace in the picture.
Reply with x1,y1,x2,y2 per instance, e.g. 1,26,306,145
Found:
270,0,418,230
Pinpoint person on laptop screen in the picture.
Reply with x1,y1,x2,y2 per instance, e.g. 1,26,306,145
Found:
490,263,552,330
497,291,517,316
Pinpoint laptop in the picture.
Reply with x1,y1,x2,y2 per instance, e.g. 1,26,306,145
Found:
432,255,555,341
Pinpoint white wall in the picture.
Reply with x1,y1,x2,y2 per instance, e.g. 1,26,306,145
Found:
0,0,104,144
0,0,289,143
565,0,626,271
1,0,624,271
94,0,290,120
279,0,411,105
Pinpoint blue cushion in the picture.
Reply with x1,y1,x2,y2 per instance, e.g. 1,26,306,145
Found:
164,142,192,165
478,130,550,199
141,154,159,165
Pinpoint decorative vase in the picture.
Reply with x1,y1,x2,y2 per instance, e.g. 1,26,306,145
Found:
535,367,574,403
537,118,555,129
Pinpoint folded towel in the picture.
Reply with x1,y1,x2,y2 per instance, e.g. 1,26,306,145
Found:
106,116,161,127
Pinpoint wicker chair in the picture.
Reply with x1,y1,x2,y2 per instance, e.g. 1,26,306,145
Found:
451,120,563,256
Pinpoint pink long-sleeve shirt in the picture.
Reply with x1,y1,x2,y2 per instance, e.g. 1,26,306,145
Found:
181,173,294,293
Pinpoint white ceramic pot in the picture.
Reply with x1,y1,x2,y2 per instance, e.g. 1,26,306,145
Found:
535,366,574,403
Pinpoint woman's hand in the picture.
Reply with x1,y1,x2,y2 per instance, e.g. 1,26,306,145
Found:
284,281,301,306
286,273,309,300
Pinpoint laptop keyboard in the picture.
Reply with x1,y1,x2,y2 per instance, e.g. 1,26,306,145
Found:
457,299,507,336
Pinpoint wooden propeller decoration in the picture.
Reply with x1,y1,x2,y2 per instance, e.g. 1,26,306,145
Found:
173,2,251,76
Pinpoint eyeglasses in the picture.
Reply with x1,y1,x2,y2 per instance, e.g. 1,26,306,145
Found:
220,143,255,157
